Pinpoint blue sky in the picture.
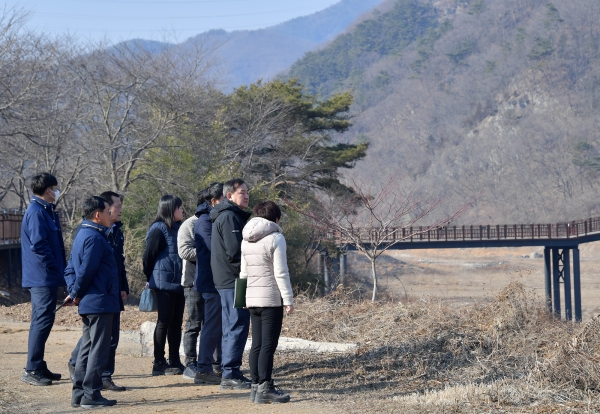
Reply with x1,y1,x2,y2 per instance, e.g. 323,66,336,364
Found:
12,0,341,44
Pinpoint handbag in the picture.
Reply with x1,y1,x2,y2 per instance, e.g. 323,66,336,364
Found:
233,278,247,309
139,287,158,312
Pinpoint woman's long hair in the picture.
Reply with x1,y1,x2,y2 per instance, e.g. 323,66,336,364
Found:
153,194,182,231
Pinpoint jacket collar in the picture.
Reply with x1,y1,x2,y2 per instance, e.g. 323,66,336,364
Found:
81,220,110,234
209,199,251,222
195,202,212,217
106,221,122,236
31,195,55,212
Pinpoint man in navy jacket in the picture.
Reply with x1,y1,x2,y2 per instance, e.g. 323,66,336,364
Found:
20,172,66,386
67,191,129,392
64,196,120,409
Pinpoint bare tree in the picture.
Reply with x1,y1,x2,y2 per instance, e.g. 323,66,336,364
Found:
70,39,219,194
288,171,468,301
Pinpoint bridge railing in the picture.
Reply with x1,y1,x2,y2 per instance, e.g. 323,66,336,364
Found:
326,216,600,244
1,211,24,244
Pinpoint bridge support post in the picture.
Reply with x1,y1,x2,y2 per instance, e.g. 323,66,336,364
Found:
546,247,581,321
563,249,572,320
339,250,347,288
552,248,561,317
543,247,551,312
573,247,582,321
320,250,329,295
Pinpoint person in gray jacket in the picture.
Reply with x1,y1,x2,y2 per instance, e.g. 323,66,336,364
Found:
177,190,203,379
240,201,294,404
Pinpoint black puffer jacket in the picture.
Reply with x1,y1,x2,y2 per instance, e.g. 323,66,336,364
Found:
209,199,251,289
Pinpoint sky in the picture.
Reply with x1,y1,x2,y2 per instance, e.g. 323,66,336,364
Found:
11,0,342,44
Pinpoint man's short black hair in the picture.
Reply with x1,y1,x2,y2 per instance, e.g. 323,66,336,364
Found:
223,178,246,198
99,191,122,205
253,201,281,223
31,172,58,196
82,196,107,220
198,182,223,206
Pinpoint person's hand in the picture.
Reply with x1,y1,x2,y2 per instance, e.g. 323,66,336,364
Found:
73,297,81,306
285,305,294,315
121,291,127,300
63,296,76,307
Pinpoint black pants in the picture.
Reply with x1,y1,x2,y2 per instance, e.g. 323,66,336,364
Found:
154,290,185,362
70,312,120,380
249,307,283,384
72,313,113,401
183,288,204,365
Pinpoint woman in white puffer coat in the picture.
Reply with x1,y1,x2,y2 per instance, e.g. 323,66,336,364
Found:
240,201,294,404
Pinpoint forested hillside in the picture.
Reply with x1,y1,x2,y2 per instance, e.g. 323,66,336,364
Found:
287,0,600,223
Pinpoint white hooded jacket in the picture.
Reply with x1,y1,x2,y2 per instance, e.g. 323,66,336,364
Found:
240,217,294,307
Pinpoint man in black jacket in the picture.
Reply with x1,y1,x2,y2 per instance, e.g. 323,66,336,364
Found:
210,178,251,389
67,191,129,392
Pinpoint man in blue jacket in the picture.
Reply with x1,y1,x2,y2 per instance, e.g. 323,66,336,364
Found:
21,172,66,386
64,196,120,409
67,191,129,392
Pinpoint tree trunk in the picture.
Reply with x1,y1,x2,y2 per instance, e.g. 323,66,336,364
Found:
371,259,378,302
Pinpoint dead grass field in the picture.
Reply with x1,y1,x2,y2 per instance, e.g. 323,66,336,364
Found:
346,243,600,319
2,245,600,412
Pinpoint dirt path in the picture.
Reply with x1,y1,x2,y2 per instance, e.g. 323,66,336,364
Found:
0,322,336,413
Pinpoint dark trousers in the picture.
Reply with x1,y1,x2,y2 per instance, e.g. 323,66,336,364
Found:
218,288,250,379
72,313,113,401
26,286,58,371
154,290,185,362
183,288,204,365
249,307,284,383
70,312,121,380
197,292,222,373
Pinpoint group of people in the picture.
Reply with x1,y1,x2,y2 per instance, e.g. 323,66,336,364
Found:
20,173,295,408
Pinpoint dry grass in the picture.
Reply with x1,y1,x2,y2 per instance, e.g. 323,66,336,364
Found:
277,281,600,412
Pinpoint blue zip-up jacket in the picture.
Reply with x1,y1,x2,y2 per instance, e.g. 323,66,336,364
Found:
145,221,183,294
21,196,67,288
64,220,120,315
68,221,129,311
193,202,217,294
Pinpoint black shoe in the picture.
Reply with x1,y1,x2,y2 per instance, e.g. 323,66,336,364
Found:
21,370,52,386
165,359,184,375
255,380,290,404
80,396,117,409
194,371,221,385
68,363,75,383
250,383,258,402
152,359,169,376
41,367,61,381
220,374,252,390
71,395,82,408
103,378,126,391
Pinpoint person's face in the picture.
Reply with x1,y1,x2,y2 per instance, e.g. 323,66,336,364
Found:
95,203,112,227
45,185,60,203
210,195,224,207
174,204,184,222
228,184,249,209
108,196,122,223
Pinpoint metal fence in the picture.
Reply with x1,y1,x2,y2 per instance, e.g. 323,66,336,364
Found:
0,212,24,244
326,216,600,244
